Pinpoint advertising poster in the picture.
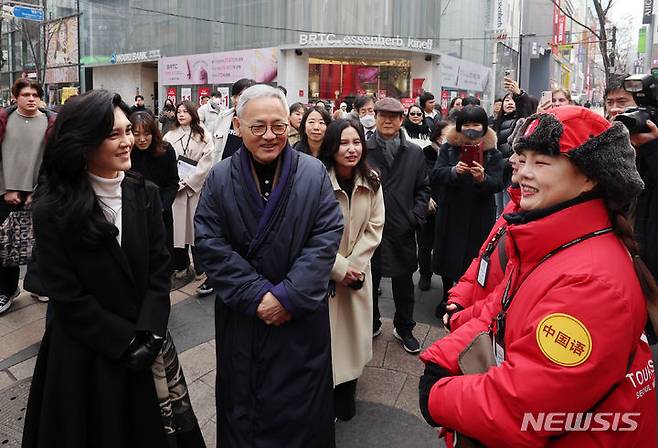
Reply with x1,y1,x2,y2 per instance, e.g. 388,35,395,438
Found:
198,86,211,103
45,16,79,84
440,90,451,115
161,47,277,86
218,87,230,109
166,87,177,104
181,88,192,102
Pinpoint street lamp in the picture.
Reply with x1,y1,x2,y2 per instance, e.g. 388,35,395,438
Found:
518,33,536,88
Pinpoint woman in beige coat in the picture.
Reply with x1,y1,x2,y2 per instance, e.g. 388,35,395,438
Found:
320,118,384,421
163,101,213,289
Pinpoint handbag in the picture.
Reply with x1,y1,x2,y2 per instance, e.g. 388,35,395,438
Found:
451,332,496,448
0,210,34,267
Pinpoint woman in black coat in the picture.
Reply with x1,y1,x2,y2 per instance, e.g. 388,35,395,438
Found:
23,90,205,448
159,98,177,135
431,106,503,311
130,111,179,276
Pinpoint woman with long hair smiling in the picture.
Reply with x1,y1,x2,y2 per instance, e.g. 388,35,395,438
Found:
294,105,331,157
23,90,204,447
320,118,384,421
164,101,214,293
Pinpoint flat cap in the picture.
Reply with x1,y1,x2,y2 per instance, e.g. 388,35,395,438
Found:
374,97,404,114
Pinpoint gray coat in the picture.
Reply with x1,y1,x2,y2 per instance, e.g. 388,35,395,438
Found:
194,145,343,448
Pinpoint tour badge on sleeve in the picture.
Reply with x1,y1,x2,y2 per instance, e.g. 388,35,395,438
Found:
536,313,592,367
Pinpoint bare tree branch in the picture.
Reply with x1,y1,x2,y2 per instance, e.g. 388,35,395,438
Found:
603,0,615,16
549,0,601,38
20,22,42,83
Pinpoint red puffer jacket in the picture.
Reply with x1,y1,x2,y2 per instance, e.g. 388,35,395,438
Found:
448,186,521,330
421,198,656,447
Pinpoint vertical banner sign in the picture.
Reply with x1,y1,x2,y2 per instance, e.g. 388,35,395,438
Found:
218,87,230,109
552,0,560,55
166,87,177,104
440,90,450,115
181,88,192,102
198,86,211,103
639,27,648,54
643,0,654,25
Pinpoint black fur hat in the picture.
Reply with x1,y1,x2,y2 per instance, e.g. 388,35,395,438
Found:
511,106,644,206
456,105,489,133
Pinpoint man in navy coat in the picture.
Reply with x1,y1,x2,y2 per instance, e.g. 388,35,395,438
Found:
195,84,343,448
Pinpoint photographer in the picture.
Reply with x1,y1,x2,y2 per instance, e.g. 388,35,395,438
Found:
613,75,658,304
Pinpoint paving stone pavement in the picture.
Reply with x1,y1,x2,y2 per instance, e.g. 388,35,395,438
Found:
2,273,658,447
0,274,452,446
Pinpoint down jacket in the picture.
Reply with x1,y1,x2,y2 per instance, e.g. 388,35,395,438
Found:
421,197,656,447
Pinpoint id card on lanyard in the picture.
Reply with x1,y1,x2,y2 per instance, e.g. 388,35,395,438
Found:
477,225,507,288
491,227,613,365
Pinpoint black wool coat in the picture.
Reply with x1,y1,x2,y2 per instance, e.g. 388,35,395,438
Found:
431,127,504,280
636,139,658,281
366,130,431,277
23,174,172,448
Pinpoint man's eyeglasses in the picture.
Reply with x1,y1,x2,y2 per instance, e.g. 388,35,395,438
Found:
249,123,288,136
409,112,423,117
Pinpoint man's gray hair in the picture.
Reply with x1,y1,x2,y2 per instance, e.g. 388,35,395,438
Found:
236,84,288,118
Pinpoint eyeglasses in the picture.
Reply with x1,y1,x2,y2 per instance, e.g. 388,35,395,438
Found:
409,112,423,117
249,123,289,136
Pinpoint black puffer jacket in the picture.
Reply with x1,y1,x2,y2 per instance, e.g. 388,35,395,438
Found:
495,113,517,158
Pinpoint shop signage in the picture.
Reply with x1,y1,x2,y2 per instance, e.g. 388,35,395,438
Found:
218,87,230,109
643,0,653,25
111,49,160,64
181,88,192,102
198,86,211,103
161,47,277,86
400,98,416,112
298,33,433,51
439,54,491,92
166,87,177,104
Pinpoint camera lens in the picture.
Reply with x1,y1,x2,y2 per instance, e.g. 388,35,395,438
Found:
614,108,651,134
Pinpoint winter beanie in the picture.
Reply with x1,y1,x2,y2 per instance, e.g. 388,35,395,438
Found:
512,105,644,207
456,105,489,133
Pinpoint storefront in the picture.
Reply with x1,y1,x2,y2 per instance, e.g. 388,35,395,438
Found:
83,49,161,112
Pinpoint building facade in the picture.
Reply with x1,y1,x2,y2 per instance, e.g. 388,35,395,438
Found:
79,0,494,112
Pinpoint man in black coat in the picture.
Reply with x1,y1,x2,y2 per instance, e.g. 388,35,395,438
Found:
367,97,431,354
194,85,343,447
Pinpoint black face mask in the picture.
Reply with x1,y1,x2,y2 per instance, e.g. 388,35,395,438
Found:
462,129,484,140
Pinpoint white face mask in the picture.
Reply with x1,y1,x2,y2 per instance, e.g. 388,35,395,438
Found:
360,114,376,129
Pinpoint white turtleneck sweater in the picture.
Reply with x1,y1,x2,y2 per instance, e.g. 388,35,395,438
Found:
88,171,124,245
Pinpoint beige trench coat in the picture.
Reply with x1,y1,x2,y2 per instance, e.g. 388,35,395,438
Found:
163,126,214,247
329,169,385,386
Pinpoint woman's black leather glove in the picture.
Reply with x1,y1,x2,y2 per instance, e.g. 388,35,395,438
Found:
419,362,451,427
123,332,164,372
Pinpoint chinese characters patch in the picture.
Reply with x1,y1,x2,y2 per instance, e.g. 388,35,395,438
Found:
535,313,592,367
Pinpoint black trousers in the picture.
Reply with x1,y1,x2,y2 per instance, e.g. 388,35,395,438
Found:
371,251,416,333
0,201,22,296
416,214,435,277
173,245,203,274
334,379,358,421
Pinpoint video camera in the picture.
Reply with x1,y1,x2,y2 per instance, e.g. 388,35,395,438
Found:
614,74,658,134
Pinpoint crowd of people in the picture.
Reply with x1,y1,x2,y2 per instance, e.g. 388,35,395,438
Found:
0,72,656,447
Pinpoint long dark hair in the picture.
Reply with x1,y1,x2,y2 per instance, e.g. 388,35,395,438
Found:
162,98,175,111
130,111,166,157
173,101,206,142
33,89,132,244
605,198,658,308
493,92,516,133
320,118,380,191
296,106,332,154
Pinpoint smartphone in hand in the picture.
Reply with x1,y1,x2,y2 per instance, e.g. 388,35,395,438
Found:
460,144,483,167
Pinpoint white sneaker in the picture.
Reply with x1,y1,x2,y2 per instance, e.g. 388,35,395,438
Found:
30,293,49,303
0,288,20,314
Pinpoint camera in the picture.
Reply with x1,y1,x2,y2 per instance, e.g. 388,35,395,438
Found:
614,74,658,134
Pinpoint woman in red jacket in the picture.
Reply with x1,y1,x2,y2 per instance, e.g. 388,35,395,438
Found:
419,106,656,447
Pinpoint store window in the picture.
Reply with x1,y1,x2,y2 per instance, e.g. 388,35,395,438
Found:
308,57,410,106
